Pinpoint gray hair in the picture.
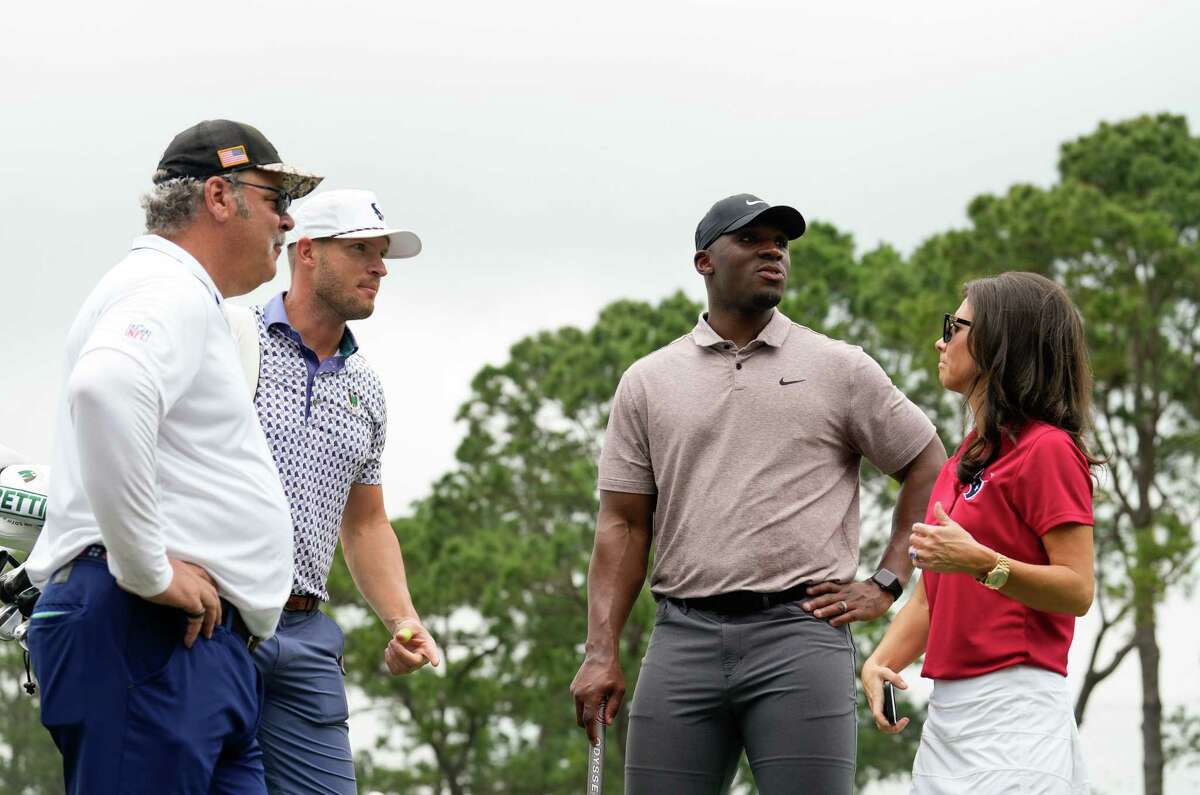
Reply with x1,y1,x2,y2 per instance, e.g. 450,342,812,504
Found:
140,170,206,236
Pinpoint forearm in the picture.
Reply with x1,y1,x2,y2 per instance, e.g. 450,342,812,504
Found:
865,578,930,671
878,485,923,585
913,510,1094,617
978,552,1092,616
70,349,171,596
584,509,651,659
341,520,419,632
881,437,945,585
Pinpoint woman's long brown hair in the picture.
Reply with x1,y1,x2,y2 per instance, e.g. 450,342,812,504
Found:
956,271,1103,484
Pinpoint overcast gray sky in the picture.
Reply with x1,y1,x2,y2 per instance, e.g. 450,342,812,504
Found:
3,1,1199,790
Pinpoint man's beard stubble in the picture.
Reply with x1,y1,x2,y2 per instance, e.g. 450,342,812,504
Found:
317,285,374,322
313,259,374,322
749,289,783,312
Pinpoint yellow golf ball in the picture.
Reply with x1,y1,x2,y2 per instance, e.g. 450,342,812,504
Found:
397,627,414,643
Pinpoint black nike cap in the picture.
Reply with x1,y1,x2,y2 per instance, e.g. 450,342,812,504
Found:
694,193,806,251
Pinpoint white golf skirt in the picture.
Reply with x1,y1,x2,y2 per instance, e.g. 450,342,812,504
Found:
910,665,1088,794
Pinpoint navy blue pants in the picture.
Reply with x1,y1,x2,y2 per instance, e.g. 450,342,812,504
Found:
27,555,267,795
252,607,356,794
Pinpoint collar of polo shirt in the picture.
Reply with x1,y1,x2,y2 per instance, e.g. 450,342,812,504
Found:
262,293,358,359
692,308,792,349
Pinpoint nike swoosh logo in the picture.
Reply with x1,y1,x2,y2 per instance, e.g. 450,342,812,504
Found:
745,200,767,206
779,377,806,386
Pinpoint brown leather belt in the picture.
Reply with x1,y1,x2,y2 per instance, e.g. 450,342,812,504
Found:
284,593,319,612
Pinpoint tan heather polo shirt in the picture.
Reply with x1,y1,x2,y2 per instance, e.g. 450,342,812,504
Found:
597,309,936,598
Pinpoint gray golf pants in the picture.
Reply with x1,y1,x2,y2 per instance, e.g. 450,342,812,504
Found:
625,598,857,794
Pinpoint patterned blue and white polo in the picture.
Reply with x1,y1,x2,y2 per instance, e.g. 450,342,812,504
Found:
253,292,387,600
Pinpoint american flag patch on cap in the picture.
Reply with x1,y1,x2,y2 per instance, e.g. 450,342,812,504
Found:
217,145,250,168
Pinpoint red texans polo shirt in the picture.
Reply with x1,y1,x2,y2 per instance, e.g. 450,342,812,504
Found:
922,421,1094,680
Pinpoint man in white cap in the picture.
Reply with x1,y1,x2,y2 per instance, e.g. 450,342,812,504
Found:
234,189,438,794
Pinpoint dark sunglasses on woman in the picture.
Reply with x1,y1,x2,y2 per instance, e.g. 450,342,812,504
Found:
942,313,972,344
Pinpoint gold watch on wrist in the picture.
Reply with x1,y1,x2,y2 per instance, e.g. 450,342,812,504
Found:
977,555,1011,590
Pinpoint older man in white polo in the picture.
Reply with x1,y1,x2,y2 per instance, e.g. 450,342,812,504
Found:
26,119,320,794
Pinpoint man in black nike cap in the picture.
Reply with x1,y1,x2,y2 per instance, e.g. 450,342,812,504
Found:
572,193,945,793
692,192,807,252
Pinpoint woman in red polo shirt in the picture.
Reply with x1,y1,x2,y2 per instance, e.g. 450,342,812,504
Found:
861,271,1100,794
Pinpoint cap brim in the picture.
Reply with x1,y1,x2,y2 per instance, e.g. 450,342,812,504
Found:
725,205,807,241
330,228,423,259
259,163,323,199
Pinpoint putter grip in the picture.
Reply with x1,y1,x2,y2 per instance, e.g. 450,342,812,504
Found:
586,697,607,794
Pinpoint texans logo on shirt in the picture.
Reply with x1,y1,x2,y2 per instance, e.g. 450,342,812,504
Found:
963,472,987,501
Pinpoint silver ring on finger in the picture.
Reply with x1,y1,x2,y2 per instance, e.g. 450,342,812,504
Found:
909,547,918,563
186,611,205,620
838,600,848,614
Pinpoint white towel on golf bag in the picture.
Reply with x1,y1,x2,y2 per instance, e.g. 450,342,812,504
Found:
222,303,261,398
911,664,1089,795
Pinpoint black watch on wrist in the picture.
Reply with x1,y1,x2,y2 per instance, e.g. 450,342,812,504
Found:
870,568,903,601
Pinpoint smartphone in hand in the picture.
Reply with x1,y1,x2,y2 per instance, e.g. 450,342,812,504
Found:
882,681,898,726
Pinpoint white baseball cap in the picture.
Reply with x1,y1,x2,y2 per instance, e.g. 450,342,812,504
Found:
289,189,422,259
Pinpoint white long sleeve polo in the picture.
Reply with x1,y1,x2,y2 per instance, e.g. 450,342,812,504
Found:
26,235,294,638
67,347,172,595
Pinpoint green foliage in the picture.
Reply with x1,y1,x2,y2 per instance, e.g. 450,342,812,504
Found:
0,643,63,795
1165,706,1200,768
